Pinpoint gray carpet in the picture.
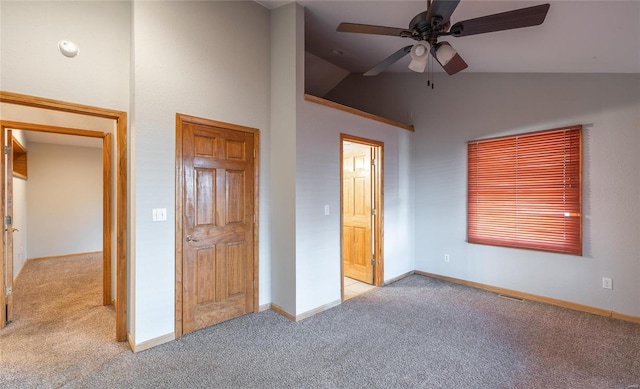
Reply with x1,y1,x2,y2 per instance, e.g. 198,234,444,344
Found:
2,257,639,388
0,254,128,388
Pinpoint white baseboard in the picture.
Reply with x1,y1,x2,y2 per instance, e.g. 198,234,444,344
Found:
295,299,341,321
383,270,414,286
129,332,175,353
272,299,342,322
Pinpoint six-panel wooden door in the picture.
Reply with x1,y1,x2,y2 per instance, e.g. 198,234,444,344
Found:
342,147,373,284
181,121,255,334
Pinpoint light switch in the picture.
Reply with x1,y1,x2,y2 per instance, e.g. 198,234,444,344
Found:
152,208,167,222
324,205,330,216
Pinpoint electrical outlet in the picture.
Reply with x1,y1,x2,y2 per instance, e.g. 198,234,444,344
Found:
444,254,450,262
324,205,330,216
602,277,612,290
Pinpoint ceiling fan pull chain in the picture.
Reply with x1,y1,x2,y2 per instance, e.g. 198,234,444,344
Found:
427,54,431,87
431,55,435,89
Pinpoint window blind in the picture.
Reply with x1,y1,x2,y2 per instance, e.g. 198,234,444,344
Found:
467,126,582,255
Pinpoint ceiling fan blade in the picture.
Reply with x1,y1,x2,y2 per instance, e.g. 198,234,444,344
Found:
337,23,410,37
449,4,550,37
425,0,461,26
430,42,468,76
364,45,413,76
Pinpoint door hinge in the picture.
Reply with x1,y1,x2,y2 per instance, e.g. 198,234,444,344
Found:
4,146,11,155
371,257,376,266
372,158,377,166
253,149,256,158
371,209,377,216
4,216,12,225
5,286,12,296
253,214,256,223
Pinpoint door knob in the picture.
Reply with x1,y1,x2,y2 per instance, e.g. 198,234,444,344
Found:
12,227,19,232
186,235,199,242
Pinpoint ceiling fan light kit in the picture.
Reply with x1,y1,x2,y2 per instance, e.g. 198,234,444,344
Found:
409,42,430,73
337,1,550,80
434,43,456,67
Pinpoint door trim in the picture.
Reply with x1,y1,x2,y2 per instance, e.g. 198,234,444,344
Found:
1,122,111,306
174,113,260,338
0,91,128,342
340,134,384,297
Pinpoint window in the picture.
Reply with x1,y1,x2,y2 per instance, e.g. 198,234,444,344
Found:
467,126,582,255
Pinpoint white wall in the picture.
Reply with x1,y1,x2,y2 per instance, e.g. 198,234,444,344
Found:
0,1,130,112
329,72,640,317
131,0,271,344
11,130,28,279
269,3,300,314
296,100,415,315
26,143,102,259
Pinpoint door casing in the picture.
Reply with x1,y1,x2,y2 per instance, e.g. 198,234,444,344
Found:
340,134,384,296
174,113,260,338
2,123,111,306
0,91,127,342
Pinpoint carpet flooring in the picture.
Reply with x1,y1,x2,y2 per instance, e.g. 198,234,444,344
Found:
0,254,128,388
2,255,639,388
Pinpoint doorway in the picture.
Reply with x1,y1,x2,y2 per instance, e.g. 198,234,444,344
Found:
0,91,127,342
2,124,111,320
341,134,383,301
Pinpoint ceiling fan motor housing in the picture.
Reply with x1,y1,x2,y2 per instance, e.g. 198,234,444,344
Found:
409,11,450,43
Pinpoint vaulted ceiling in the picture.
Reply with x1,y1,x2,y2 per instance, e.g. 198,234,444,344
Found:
262,1,640,76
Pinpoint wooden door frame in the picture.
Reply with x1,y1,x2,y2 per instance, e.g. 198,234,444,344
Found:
340,134,384,297
0,91,128,342
174,113,260,338
1,122,111,303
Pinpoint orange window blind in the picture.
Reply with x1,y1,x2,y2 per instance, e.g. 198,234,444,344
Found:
467,126,582,255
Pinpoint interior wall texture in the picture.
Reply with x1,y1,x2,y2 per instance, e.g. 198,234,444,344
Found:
296,100,415,315
328,72,640,317
0,1,131,112
131,0,271,344
27,143,103,259
269,3,299,315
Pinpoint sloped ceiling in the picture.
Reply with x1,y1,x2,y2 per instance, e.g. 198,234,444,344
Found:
302,0,640,75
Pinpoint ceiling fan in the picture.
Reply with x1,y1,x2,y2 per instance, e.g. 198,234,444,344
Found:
337,0,550,77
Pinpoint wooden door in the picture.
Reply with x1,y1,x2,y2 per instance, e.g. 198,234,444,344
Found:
181,121,255,334
343,147,373,284
1,129,15,327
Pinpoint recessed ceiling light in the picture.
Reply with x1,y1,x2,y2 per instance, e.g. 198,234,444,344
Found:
331,49,343,55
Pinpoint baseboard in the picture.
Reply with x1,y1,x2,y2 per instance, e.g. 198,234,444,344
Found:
27,251,102,262
383,271,414,286
127,333,135,352
129,332,175,353
295,299,341,321
611,311,640,324
271,303,295,321
259,303,272,312
416,271,640,324
271,299,342,322
13,262,26,282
